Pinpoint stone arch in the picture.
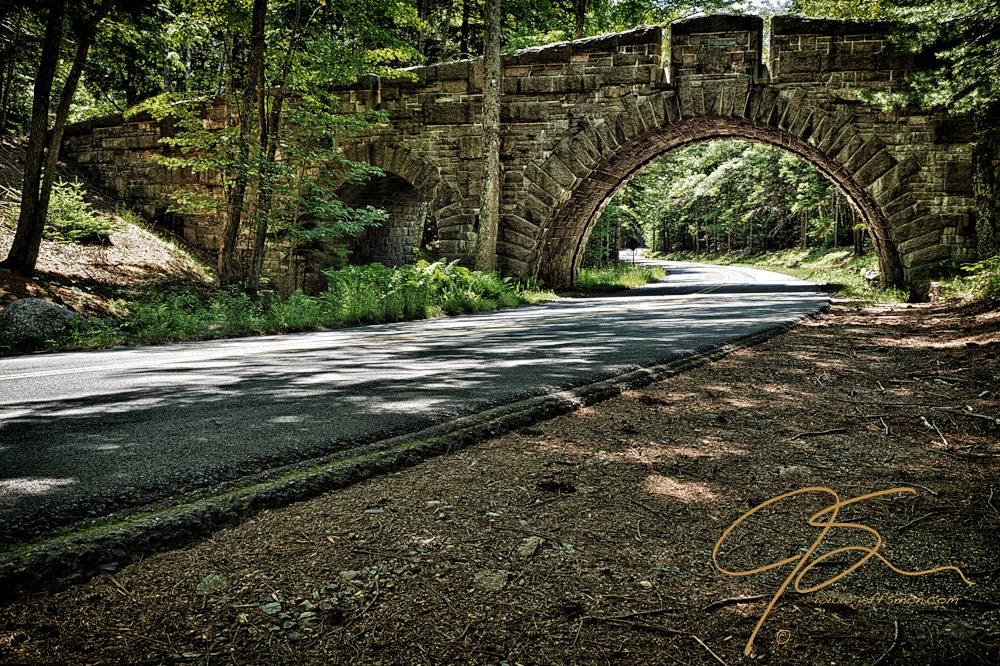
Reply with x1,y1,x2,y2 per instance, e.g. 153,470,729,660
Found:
338,142,457,265
337,173,428,266
512,84,925,289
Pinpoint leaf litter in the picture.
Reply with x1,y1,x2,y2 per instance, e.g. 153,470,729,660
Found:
1,299,998,665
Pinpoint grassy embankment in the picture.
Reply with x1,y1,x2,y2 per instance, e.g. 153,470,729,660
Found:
56,260,669,351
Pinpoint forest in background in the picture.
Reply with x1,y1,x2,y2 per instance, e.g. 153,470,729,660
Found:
584,140,867,265
0,0,997,297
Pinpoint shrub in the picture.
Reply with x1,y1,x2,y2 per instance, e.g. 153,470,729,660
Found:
963,254,1000,300
44,180,115,244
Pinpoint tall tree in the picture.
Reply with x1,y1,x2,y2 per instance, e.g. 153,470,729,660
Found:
475,0,502,272
0,0,66,277
1,1,156,277
217,0,267,287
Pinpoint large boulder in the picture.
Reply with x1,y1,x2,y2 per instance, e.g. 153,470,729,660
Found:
0,298,86,348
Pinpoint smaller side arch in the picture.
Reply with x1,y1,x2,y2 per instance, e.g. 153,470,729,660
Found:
338,142,460,265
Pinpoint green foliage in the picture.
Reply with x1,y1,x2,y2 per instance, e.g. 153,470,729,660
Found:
961,254,1000,300
323,259,534,323
794,0,1000,115
585,140,861,263
48,261,554,351
574,262,667,291
5,180,115,244
44,180,115,243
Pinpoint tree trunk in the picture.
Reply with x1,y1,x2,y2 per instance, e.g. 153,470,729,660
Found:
574,0,585,39
474,0,501,273
35,31,95,257
248,0,303,293
218,0,267,287
1,1,66,277
800,210,808,250
0,8,21,138
832,195,839,247
973,103,1000,260
460,0,470,57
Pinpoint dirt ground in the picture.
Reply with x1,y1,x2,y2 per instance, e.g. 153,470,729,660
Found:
1,298,998,665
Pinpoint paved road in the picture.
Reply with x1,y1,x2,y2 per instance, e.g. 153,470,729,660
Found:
0,261,827,545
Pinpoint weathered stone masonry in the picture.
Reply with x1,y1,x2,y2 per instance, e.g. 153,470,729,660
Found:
61,14,976,294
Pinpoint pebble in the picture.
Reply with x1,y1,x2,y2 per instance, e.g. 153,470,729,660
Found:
363,508,385,515
474,570,510,592
195,574,228,596
517,536,544,558
260,602,283,615
340,570,361,581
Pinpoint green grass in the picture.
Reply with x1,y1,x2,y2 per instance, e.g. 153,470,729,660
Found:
574,263,667,292
38,260,556,352
661,247,908,303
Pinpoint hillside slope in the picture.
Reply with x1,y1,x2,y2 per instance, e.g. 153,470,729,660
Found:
0,137,214,317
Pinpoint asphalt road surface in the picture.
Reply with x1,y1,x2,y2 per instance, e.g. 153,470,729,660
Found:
0,260,828,546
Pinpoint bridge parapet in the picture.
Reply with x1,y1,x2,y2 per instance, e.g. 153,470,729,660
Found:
668,15,764,83
771,16,929,90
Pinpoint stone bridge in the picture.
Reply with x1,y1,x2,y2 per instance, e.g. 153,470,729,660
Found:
62,14,977,294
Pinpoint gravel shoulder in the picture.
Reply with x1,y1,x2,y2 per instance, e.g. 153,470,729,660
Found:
2,299,998,665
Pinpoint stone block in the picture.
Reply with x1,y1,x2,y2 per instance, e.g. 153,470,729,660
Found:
518,77,556,94
501,227,537,249
594,67,652,86
545,155,578,188
512,42,571,65
460,136,483,160
844,138,884,173
670,14,762,35
435,60,470,80
943,161,973,194
771,16,893,38
424,102,474,124
506,214,540,237
501,103,548,122
854,149,895,187
776,51,821,76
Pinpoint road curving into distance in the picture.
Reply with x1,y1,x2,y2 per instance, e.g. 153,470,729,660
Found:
0,260,828,547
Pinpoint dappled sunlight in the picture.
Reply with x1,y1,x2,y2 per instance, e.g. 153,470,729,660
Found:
0,264,829,545
268,415,305,424
661,444,741,459
0,477,76,497
533,439,737,465
641,474,720,503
